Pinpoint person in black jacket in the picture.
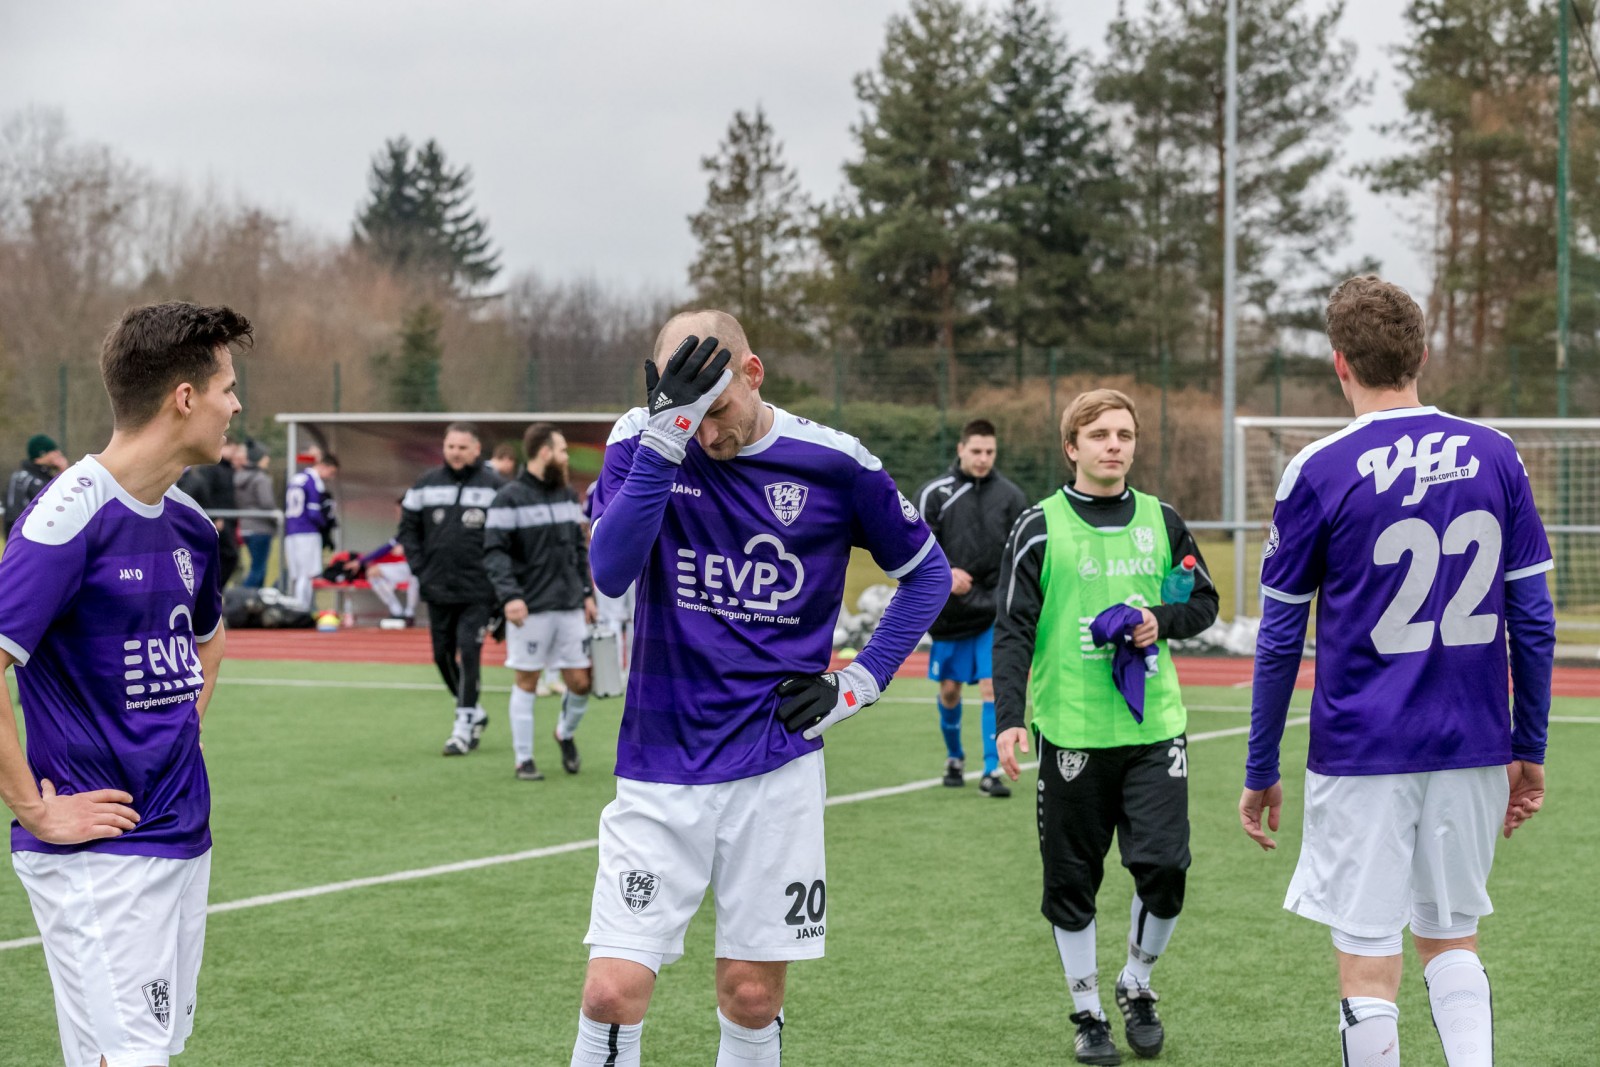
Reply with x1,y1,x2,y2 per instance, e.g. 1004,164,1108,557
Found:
484,423,597,781
4,435,67,538
398,422,505,756
175,439,240,586
915,418,1028,797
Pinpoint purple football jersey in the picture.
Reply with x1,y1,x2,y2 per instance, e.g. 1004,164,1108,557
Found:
591,406,935,784
1259,407,1552,776
284,468,328,536
0,457,222,858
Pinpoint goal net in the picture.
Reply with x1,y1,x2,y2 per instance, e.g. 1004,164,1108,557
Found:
1234,417,1600,649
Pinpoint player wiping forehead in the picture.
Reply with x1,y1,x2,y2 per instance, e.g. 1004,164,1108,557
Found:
571,310,949,1066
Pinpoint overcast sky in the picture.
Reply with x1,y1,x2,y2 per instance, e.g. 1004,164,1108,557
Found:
0,0,1428,301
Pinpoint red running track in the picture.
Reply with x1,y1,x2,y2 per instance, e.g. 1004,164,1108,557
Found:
225,628,1600,699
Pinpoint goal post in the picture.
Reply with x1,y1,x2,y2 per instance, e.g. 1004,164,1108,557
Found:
1233,416,1600,647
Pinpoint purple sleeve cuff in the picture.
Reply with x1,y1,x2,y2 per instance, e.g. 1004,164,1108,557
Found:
856,538,948,692
1245,597,1310,791
589,446,679,597
1507,574,1556,764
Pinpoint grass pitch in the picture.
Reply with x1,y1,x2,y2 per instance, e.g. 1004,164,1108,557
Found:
2,660,1596,1065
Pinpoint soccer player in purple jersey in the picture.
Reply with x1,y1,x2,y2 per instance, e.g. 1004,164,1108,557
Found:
567,311,949,1066
283,453,339,611
1240,276,1556,1067
0,302,246,1067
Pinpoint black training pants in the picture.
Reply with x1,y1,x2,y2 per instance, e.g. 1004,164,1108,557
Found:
1036,732,1191,932
426,600,491,709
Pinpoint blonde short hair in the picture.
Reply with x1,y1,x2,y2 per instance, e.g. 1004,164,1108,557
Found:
1061,389,1138,472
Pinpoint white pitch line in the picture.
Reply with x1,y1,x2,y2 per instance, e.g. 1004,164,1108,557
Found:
1,715,1311,953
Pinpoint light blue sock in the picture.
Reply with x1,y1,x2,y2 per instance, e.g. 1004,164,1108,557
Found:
938,699,964,760
981,700,998,775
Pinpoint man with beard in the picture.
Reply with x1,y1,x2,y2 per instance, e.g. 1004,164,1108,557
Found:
399,422,505,756
484,423,597,780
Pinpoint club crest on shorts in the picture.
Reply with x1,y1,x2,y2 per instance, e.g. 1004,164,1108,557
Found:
764,481,808,527
620,870,660,913
1057,749,1089,782
142,978,172,1029
1132,526,1155,555
171,548,195,596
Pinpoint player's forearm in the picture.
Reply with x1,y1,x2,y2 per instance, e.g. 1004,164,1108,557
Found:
854,537,947,690
194,626,226,724
1150,585,1219,642
1506,575,1557,763
482,545,520,608
1244,597,1308,790
0,673,44,824
589,446,679,597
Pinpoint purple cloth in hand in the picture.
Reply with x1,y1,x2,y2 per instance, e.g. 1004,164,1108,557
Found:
1089,603,1156,723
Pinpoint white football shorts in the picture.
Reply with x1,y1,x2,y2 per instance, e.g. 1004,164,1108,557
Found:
13,848,211,1067
503,608,589,672
586,750,828,966
1285,765,1508,938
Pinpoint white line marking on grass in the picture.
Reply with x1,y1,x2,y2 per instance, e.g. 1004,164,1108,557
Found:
1552,716,1600,724
0,717,1309,953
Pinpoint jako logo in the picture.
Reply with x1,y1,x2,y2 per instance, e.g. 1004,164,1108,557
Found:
675,534,803,611
671,483,702,498
119,568,144,581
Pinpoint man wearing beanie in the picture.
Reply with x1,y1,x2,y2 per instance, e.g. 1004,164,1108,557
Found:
4,435,68,538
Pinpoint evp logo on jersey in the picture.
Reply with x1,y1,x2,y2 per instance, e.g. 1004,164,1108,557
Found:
674,534,804,616
764,481,808,526
1357,431,1480,506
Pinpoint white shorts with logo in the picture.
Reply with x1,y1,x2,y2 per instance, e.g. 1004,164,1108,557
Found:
503,609,589,672
13,849,211,1067
1285,766,1507,938
585,750,828,966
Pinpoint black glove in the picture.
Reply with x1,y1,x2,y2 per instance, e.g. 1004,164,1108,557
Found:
774,662,880,740
639,335,734,463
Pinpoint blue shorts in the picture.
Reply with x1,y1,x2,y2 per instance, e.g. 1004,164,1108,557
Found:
927,627,993,685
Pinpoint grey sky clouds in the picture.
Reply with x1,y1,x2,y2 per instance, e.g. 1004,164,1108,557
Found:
0,0,1428,301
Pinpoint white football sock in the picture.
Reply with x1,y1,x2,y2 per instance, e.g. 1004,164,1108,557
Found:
451,706,475,744
715,1009,782,1065
1120,893,1177,989
558,691,590,740
1425,949,1493,1066
509,688,535,763
1339,997,1400,1066
572,1012,641,1066
1053,922,1103,1018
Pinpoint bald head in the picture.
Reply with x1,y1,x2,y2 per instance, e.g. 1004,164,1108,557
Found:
652,310,752,371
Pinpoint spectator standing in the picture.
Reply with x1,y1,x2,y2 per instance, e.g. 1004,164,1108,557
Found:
915,418,1027,796
234,441,276,588
398,422,505,756
5,435,68,537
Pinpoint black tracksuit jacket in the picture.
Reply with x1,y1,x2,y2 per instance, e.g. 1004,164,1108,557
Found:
482,471,592,613
914,463,1029,641
397,460,504,605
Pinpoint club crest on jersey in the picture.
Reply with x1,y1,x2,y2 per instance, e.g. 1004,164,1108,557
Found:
1132,526,1155,555
764,481,808,527
142,978,171,1029
1356,431,1480,506
172,549,195,595
1057,750,1089,782
1262,522,1280,559
898,491,920,523
620,870,659,913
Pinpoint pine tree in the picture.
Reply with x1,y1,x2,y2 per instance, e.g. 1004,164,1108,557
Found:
353,137,500,294
373,303,446,411
1095,0,1367,378
686,107,815,351
982,0,1123,364
827,0,994,397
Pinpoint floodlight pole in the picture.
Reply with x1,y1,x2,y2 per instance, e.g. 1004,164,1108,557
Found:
1221,0,1240,524
1558,0,1571,420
